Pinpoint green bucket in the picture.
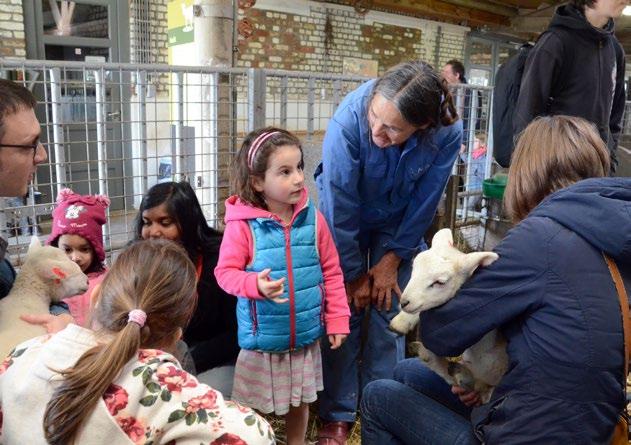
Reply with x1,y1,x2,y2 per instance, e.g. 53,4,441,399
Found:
482,173,508,200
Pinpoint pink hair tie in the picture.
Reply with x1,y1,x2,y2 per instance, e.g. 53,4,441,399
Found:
247,131,280,169
127,309,147,327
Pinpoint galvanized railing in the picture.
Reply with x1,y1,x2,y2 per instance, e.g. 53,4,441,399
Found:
0,58,368,261
0,58,493,261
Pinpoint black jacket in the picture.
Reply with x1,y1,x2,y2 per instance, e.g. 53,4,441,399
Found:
514,4,626,172
184,248,239,373
0,259,15,300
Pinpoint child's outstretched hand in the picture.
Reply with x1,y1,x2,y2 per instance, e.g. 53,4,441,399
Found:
328,334,347,350
20,313,74,334
257,268,288,303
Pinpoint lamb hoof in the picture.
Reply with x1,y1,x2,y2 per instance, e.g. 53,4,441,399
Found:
448,362,476,391
389,312,417,335
411,342,432,362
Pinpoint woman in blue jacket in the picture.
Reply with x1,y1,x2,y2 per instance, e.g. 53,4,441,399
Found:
361,115,630,444
314,61,462,443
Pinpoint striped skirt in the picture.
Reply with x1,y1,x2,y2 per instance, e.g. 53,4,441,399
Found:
232,340,323,415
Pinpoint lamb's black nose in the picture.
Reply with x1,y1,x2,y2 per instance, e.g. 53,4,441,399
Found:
400,300,409,308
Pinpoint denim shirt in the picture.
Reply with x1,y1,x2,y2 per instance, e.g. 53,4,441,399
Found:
315,79,463,282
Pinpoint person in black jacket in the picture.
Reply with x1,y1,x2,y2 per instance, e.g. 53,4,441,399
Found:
514,0,626,173
361,116,629,444
134,181,239,397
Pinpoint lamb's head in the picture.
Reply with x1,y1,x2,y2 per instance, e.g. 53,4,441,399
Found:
24,237,89,302
399,229,498,314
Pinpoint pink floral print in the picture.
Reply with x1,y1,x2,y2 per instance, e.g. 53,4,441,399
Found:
0,348,26,375
138,349,162,363
0,356,12,375
211,433,248,445
185,389,218,414
155,365,197,393
116,415,146,444
0,328,275,444
103,384,129,416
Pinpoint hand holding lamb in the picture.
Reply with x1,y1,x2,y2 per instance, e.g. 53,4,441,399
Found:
389,228,505,404
0,237,88,358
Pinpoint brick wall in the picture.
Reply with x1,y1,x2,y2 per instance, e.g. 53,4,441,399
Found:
237,0,467,75
130,0,169,65
0,0,26,59
436,27,467,67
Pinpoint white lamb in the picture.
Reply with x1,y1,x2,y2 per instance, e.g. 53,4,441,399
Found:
389,228,506,403
0,237,88,358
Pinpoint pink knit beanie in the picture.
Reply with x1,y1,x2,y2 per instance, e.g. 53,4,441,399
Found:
47,188,110,262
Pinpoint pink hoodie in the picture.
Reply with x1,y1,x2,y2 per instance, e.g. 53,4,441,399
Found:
62,270,106,327
214,189,350,335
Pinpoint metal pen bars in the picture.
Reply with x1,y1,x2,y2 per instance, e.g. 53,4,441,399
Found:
0,58,493,262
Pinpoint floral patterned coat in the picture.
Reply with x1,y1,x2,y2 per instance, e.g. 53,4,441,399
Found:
0,324,275,444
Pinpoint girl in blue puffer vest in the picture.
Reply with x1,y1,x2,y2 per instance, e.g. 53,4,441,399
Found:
215,127,350,445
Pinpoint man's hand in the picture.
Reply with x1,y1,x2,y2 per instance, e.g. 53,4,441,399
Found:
369,251,402,311
345,274,371,311
451,385,482,407
256,268,288,303
328,334,348,350
20,313,74,334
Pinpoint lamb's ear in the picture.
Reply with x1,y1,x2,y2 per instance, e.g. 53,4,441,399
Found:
431,228,453,249
458,251,499,277
28,236,42,252
40,264,70,284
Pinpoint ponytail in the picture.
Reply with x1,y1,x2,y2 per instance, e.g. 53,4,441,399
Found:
42,240,197,444
438,78,458,127
372,61,458,132
44,323,143,445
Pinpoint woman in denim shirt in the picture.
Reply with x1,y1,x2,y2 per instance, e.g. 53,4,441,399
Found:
314,61,463,444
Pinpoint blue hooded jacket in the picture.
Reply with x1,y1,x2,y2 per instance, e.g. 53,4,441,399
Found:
420,177,631,444
315,80,462,281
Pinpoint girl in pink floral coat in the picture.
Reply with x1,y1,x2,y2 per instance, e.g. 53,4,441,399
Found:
0,239,274,445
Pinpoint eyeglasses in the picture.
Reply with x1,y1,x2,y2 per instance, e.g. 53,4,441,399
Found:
0,142,42,159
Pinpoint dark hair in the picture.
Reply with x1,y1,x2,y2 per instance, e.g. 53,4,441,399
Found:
445,59,466,83
569,0,595,11
231,127,303,210
504,115,609,223
134,181,222,262
49,237,105,274
43,239,197,445
0,79,37,142
371,61,458,131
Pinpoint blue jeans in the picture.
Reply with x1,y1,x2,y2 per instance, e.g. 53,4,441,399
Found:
319,230,413,423
361,359,478,444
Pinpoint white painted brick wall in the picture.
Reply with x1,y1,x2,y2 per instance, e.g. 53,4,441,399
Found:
0,0,25,59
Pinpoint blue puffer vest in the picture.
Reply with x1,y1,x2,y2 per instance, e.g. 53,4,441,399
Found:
236,201,325,352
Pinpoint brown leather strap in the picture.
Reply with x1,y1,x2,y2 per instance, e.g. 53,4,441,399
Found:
604,255,631,392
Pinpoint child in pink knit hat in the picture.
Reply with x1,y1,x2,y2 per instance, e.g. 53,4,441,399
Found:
47,188,110,326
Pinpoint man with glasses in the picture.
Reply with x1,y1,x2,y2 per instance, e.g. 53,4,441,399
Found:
0,79,48,298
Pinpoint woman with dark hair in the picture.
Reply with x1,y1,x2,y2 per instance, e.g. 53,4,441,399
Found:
360,116,631,444
314,60,463,443
134,181,239,396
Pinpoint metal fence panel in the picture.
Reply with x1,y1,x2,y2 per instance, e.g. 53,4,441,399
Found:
0,59,368,263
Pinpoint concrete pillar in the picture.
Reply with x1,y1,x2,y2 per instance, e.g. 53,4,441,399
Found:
193,0,233,67
192,0,234,223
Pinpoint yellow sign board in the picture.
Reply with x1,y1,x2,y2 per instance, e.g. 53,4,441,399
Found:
168,0,195,47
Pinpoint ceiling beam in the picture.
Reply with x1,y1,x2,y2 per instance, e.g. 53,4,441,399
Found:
509,15,551,33
484,0,550,8
437,0,517,17
371,0,510,27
